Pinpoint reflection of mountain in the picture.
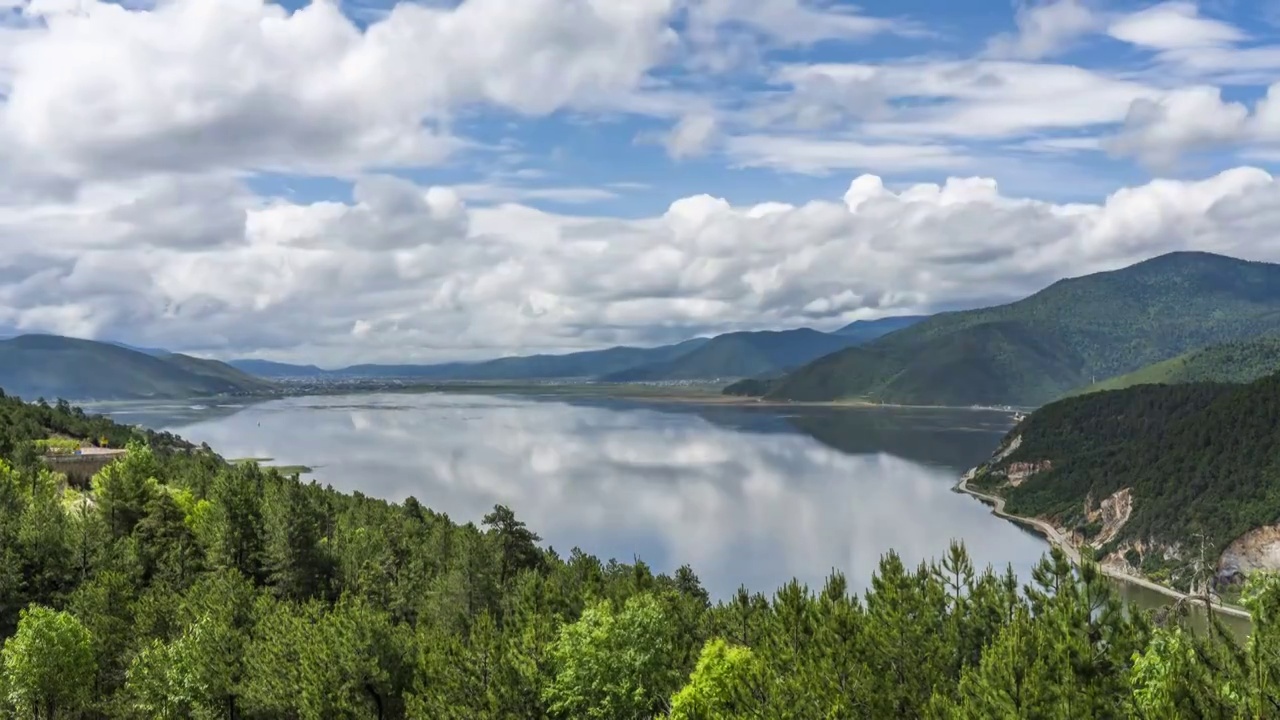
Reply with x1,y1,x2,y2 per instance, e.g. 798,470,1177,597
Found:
779,409,1013,471
154,392,1047,599
550,398,1013,471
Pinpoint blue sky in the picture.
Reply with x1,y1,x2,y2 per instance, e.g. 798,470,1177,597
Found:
2,0,1280,363
237,0,1280,217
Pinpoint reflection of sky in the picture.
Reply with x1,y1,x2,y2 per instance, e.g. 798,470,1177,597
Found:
135,393,1049,599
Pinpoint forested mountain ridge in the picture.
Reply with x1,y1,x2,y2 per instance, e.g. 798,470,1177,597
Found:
234,320,923,383
729,252,1280,406
967,371,1280,592
3,392,1280,717
601,328,868,382
1070,333,1280,396
0,335,275,401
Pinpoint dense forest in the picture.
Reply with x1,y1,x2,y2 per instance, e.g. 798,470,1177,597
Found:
3,390,1280,718
1074,333,1280,396
972,371,1280,590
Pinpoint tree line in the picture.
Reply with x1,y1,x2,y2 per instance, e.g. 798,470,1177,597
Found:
1,392,1279,718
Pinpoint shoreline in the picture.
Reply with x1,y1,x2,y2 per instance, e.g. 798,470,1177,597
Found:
955,473,1251,621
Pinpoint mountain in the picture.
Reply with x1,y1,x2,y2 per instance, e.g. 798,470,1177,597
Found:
0,335,275,400
229,359,328,378
966,372,1280,591
231,320,923,384
108,341,171,357
334,338,712,380
733,252,1280,407
833,315,926,341
602,328,867,382
1071,334,1280,396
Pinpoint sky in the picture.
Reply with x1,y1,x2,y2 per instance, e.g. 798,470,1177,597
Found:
2,0,1280,366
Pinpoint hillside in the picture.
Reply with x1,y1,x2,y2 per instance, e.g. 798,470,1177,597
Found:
1071,334,1280,395
233,321,922,384
833,315,926,341
602,328,865,382
336,338,711,380
228,359,328,377
734,252,1280,406
967,372,1280,591
0,335,274,400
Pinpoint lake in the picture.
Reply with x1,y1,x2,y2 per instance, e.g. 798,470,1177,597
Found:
97,391,1240,622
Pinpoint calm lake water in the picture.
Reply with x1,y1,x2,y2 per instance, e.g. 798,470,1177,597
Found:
97,391,1246,626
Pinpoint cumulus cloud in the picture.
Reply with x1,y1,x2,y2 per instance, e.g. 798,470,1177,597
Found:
2,163,1279,365
1,0,1280,366
1106,84,1280,167
0,0,679,179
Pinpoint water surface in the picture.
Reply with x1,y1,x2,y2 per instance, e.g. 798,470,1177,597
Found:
109,392,1059,599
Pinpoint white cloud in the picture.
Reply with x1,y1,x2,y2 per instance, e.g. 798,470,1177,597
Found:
663,113,720,159
2,0,1280,366
1105,83,1280,166
2,164,1279,364
767,61,1158,142
724,135,970,174
686,0,899,47
0,0,679,178
1108,1,1244,51
986,0,1100,60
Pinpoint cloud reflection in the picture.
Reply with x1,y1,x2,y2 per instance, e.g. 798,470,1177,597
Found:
164,393,1049,599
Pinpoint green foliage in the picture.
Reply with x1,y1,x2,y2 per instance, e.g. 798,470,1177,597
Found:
1,605,95,718
983,371,1280,589
1073,333,1280,396
669,638,761,719
733,252,1280,406
604,329,870,382
33,438,81,455
544,594,680,719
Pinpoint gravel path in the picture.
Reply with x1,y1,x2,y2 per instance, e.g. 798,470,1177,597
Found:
956,474,1250,621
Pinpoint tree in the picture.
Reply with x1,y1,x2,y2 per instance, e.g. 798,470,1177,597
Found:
483,504,543,588
1,605,95,719
669,638,762,719
544,593,680,719
205,464,266,583
90,442,159,539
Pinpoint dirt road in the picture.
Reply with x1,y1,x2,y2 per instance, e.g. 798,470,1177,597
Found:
956,474,1251,621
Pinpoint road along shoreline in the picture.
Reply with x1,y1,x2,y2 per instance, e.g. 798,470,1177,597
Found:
955,473,1251,621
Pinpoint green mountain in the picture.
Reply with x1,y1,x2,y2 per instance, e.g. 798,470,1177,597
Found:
335,338,711,380
733,252,1280,407
0,335,275,400
228,359,328,377
967,371,1280,591
602,329,867,382
833,315,926,341
1071,334,1280,395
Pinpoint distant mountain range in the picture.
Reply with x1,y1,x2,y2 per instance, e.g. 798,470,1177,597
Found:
727,252,1280,407
0,316,928,401
229,318,925,383
0,335,274,401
